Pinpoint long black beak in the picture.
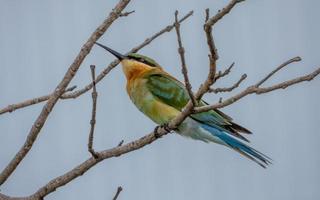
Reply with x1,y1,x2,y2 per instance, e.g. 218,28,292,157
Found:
95,42,126,60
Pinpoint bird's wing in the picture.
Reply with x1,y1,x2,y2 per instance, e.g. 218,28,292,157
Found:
146,72,251,142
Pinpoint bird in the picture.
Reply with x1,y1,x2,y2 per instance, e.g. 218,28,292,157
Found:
95,42,271,168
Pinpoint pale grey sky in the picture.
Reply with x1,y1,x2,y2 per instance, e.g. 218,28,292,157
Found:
1,0,320,199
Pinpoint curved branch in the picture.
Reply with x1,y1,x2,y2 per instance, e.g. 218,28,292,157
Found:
205,0,245,27
255,56,301,87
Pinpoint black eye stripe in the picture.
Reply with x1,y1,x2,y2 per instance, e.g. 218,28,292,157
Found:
127,55,157,67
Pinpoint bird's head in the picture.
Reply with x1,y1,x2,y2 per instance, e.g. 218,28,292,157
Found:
95,42,161,79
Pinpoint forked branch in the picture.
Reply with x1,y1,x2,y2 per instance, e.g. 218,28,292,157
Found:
195,58,320,113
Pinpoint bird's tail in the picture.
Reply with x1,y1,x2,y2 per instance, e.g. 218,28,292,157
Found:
202,124,272,168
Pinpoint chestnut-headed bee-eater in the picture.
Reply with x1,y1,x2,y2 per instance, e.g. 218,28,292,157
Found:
95,42,271,168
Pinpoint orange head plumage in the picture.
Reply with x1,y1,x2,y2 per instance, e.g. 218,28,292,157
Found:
95,42,162,80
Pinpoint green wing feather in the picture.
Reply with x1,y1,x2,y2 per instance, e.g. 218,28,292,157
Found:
146,73,251,142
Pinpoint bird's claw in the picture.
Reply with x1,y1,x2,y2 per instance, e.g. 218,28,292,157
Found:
154,123,171,138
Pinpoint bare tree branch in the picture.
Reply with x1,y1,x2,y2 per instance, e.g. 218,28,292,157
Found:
112,186,123,200
0,11,194,116
26,127,173,200
205,0,245,27
210,73,247,93
195,65,320,113
255,56,301,87
215,62,235,81
0,0,132,186
174,10,196,106
88,65,99,158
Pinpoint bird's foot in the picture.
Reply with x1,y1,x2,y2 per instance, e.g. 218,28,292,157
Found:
154,123,171,138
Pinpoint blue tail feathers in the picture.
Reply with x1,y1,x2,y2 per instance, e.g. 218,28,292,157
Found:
202,124,272,168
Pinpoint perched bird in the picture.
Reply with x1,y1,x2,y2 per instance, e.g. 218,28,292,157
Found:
95,42,271,168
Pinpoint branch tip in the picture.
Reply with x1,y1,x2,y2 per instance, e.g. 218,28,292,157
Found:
119,10,135,17
112,186,123,200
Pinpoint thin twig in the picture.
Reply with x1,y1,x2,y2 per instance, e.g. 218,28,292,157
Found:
215,62,235,81
0,86,76,115
256,56,301,87
174,10,196,106
65,85,77,92
210,73,247,93
0,0,132,186
205,8,210,22
117,140,124,147
119,10,135,17
112,186,123,200
0,11,194,116
88,65,99,158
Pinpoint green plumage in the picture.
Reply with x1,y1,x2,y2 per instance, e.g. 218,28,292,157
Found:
146,72,252,142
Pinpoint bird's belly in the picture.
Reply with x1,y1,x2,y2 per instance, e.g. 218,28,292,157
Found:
178,118,225,145
128,81,179,125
